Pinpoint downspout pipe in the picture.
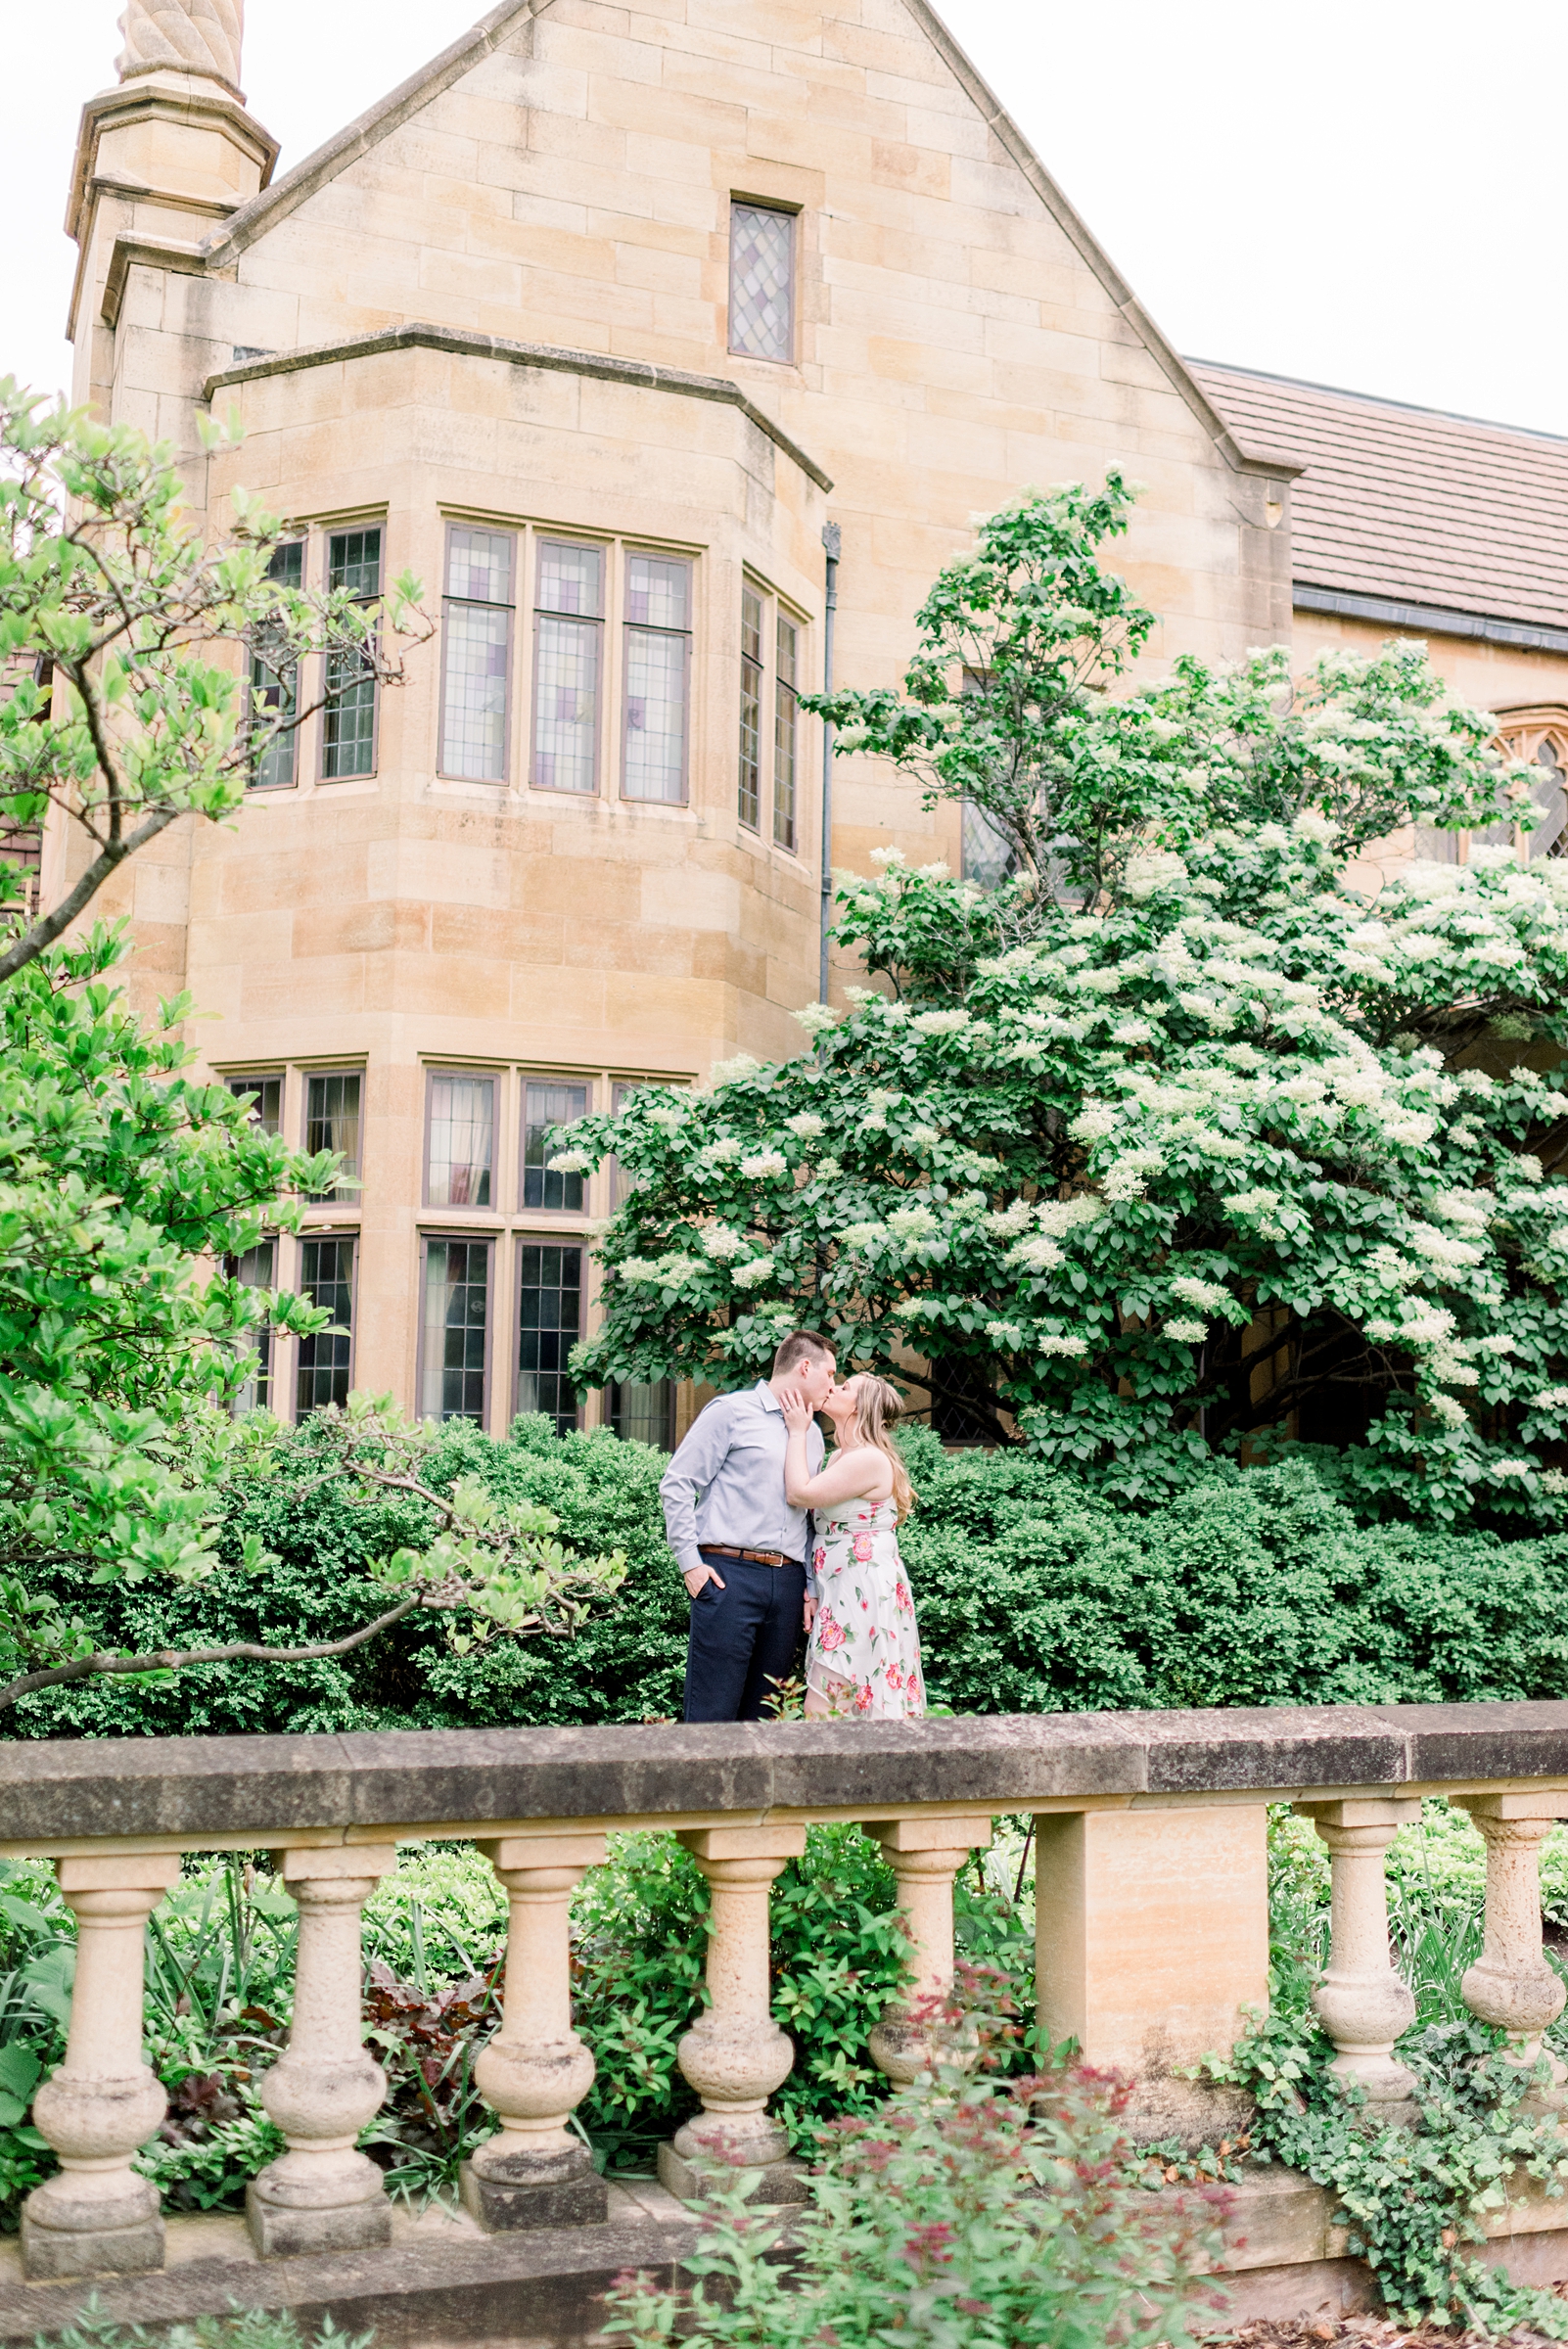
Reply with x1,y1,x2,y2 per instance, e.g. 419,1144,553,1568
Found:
818,521,841,1005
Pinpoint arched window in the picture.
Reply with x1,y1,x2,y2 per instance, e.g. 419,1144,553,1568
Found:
1493,709,1568,860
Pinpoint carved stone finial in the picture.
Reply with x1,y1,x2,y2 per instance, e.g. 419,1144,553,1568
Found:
116,0,244,91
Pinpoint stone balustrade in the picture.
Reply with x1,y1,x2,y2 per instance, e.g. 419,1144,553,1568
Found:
7,1702,1568,2280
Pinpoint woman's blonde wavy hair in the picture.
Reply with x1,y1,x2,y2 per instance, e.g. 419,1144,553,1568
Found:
842,1375,914,1522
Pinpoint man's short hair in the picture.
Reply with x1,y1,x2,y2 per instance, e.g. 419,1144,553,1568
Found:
772,1329,834,1379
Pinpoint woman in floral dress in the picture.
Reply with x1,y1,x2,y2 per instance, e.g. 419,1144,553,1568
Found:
779,1374,924,1719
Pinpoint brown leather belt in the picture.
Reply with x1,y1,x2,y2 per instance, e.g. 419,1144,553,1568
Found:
700,1543,803,1569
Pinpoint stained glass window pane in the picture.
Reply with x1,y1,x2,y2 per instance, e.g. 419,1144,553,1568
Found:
447,529,513,607
296,1236,354,1416
533,616,600,792
441,603,511,780
323,530,381,778
306,1072,361,1202
231,1238,275,1415
773,614,798,851
536,541,603,617
624,626,687,804
1529,737,1568,860
739,586,762,831
523,1081,589,1210
729,204,794,362
228,1073,283,1136
422,1238,489,1423
626,555,689,631
250,541,303,790
517,1243,581,1437
427,1073,493,1207
961,801,1018,891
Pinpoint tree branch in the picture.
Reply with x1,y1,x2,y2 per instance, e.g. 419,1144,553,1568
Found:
0,805,180,984
0,1589,422,1711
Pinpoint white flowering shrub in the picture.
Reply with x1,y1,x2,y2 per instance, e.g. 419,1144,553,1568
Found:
563,488,1568,1527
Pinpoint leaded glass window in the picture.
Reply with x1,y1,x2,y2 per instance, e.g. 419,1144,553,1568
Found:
522,1080,588,1210
440,528,514,781
1527,737,1568,860
426,1072,493,1207
729,203,795,363
228,1072,283,1136
738,586,762,831
773,613,799,851
421,1237,490,1423
305,1071,361,1202
961,801,1019,891
296,1235,354,1416
230,1239,275,1414
517,1243,581,1436
607,1378,673,1449
250,541,303,789
322,527,381,779
623,554,690,804
532,541,602,793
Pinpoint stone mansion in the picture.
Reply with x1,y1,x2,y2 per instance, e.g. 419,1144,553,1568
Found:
44,0,1568,1441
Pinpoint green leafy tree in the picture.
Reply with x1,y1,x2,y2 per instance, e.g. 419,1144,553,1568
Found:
0,937,625,1713
808,476,1514,904
568,486,1568,1527
0,379,428,979
0,386,622,1710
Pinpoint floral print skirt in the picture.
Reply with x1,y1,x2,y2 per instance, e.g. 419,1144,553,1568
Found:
805,1501,925,1719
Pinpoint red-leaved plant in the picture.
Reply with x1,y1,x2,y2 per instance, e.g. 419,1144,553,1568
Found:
604,1962,1232,2349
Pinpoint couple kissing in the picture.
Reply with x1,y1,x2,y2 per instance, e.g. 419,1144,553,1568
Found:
659,1329,925,1724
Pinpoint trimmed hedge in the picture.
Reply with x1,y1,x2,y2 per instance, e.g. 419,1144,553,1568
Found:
12,1417,1568,1742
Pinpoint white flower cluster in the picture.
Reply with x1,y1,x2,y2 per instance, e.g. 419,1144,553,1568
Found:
546,1149,592,1174
1007,1233,1065,1274
886,1202,941,1244
647,1106,686,1133
740,1150,789,1179
784,1112,825,1139
1532,1387,1568,1411
1164,1316,1209,1344
730,1256,775,1288
700,1225,748,1261
792,1003,841,1036
911,1008,971,1036
839,1221,883,1250
707,1053,762,1088
1169,1274,1230,1313
1037,1333,1089,1358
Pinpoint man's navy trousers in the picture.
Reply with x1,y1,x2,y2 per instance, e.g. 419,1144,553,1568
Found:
683,1549,807,1723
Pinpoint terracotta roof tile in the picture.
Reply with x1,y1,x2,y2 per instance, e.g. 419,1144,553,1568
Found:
1192,362,1568,633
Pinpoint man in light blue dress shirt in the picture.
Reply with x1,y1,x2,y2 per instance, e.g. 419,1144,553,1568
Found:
660,1329,836,1721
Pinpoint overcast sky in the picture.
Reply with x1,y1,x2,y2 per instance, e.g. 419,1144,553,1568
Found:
7,0,1564,436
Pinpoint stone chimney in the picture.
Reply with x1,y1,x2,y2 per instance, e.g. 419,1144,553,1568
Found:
65,0,278,413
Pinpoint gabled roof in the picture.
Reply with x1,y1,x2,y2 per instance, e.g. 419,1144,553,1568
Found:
196,0,1280,483
1195,360,1568,649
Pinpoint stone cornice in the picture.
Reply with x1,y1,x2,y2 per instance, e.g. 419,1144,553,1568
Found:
1294,582,1568,657
202,323,836,493
7,1702,1568,1850
101,233,216,331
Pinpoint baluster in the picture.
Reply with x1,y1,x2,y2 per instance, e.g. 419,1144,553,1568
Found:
658,1823,807,2205
463,1834,607,2231
862,1816,994,2084
1455,1797,1568,2094
1296,1798,1419,2105
247,1845,396,2257
22,1853,181,2280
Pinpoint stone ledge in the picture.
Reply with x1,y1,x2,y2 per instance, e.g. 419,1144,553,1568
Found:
8,1705,1568,1853
0,2183,699,2348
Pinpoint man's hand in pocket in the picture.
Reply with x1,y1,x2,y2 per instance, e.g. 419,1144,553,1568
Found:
684,1562,725,1600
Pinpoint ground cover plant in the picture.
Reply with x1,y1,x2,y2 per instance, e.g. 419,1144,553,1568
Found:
603,1978,1231,2349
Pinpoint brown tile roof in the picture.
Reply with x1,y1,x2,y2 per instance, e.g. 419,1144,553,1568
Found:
1192,361,1568,643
